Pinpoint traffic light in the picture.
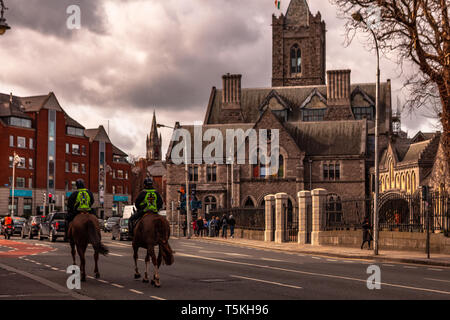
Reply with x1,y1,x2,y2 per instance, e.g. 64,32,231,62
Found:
43,192,47,206
48,193,54,204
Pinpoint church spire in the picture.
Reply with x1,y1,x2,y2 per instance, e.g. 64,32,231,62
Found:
147,110,162,161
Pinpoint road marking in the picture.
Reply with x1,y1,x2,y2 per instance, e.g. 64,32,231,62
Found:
150,296,167,300
51,267,59,271
427,268,442,272
383,264,395,267
45,265,51,268
424,278,450,284
112,283,124,288
35,262,41,265
87,276,95,279
177,253,450,296
230,275,302,289
109,253,123,257
311,257,321,260
223,253,251,257
327,259,337,262
404,266,418,269
97,279,109,284
129,289,144,294
343,260,355,263
260,258,285,262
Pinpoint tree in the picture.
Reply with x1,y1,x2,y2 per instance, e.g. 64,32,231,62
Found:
331,0,450,170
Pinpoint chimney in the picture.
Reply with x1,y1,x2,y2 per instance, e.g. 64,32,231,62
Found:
222,73,242,109
327,70,351,104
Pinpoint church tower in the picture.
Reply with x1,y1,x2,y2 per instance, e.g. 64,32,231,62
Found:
146,111,162,161
272,0,326,87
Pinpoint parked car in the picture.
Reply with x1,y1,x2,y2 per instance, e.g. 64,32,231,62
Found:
111,218,131,241
12,217,26,235
38,212,67,242
98,219,105,231
104,217,120,232
21,216,44,239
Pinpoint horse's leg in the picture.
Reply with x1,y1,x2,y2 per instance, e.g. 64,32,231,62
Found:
157,246,163,268
143,247,151,283
70,240,76,265
150,246,160,288
133,243,140,279
77,243,87,282
94,250,100,279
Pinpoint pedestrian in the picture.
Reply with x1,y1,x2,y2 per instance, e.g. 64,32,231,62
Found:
203,218,208,237
208,216,216,237
361,217,373,250
221,214,228,238
228,214,236,239
215,216,220,237
193,219,198,236
182,219,187,237
196,216,204,237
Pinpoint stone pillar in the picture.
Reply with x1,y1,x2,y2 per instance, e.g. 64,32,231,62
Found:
275,193,288,243
311,188,327,245
297,190,311,244
264,195,275,242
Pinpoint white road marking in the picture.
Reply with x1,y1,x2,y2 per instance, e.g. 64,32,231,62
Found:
129,289,144,294
427,268,443,272
260,258,285,262
45,265,51,268
223,252,251,257
112,283,124,288
327,259,337,262
87,276,94,279
343,260,355,263
177,252,450,296
230,275,302,289
109,253,123,257
51,268,59,271
311,257,321,260
35,262,41,265
404,266,418,269
383,264,395,267
150,296,167,300
424,278,450,284
97,279,108,284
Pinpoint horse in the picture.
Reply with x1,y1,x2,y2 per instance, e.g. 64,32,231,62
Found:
132,213,174,287
68,213,109,282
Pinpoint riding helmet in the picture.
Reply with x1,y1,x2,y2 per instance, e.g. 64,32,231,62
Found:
144,177,153,189
76,179,85,189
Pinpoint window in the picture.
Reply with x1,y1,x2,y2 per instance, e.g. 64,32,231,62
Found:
259,155,268,178
117,186,123,194
9,117,32,128
352,106,374,120
17,157,26,169
117,170,124,179
204,196,217,211
28,178,32,189
207,166,217,182
329,164,335,180
335,164,340,180
244,197,255,208
72,144,80,155
67,126,84,137
29,138,34,149
125,172,128,180
112,186,116,194
17,137,26,148
290,44,301,74
113,170,116,179
81,145,86,156
65,161,69,172
16,177,25,188
189,166,198,182
277,155,284,178
71,181,76,191
323,164,329,179
9,135,14,147
323,163,341,180
303,109,326,122
28,158,33,169
66,143,70,154
81,163,86,174
72,163,79,173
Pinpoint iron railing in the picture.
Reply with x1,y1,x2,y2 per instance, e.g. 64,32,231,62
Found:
208,207,265,231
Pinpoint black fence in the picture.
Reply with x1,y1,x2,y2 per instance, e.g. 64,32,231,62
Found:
325,197,371,231
208,208,265,231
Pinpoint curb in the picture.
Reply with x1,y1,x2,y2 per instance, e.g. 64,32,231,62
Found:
189,237,450,268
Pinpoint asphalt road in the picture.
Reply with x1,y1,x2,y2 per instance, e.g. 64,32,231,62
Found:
0,233,449,300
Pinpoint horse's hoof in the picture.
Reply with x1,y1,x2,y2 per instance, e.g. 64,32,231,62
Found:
143,278,149,284
134,274,141,279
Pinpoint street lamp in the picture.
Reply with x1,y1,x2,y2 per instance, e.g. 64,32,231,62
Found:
0,0,11,35
353,11,381,255
157,123,192,239
11,152,21,217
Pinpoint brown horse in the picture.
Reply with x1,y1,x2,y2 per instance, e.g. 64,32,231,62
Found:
68,213,109,282
132,213,174,287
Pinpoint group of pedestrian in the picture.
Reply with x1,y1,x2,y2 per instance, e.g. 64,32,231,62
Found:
186,214,236,238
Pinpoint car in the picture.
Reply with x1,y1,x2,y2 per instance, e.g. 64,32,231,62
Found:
12,217,26,235
21,216,44,239
111,218,131,241
104,217,120,233
38,212,67,242
98,219,105,231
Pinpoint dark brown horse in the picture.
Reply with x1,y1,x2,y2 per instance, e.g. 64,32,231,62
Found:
68,213,109,281
133,213,174,287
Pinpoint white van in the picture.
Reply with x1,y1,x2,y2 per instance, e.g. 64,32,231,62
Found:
122,205,136,219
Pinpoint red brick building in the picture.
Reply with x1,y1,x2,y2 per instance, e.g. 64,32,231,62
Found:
0,92,131,219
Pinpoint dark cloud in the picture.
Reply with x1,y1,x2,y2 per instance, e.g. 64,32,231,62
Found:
6,0,106,37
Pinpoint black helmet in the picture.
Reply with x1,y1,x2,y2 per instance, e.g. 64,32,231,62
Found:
76,179,85,189
144,177,153,189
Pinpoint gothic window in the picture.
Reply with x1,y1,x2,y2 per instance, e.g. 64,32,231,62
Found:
290,44,301,74
277,155,284,178
327,194,343,225
204,196,217,211
244,197,255,208
207,166,217,182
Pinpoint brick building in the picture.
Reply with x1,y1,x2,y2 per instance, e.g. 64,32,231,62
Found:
164,0,394,223
0,92,131,219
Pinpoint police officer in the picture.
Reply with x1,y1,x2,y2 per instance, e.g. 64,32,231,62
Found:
66,179,95,238
129,177,163,236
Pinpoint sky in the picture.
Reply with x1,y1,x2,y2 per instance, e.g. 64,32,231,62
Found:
0,0,439,159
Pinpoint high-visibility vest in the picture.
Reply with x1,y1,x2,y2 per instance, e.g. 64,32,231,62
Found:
75,189,91,211
140,189,158,213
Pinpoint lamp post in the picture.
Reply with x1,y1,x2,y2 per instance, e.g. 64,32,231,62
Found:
11,152,21,217
157,123,192,239
0,0,11,35
352,11,381,255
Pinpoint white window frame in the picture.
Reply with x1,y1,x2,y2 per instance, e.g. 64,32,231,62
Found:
72,162,79,173
17,136,26,149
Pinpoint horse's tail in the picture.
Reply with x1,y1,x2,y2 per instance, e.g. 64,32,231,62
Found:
156,219,174,266
87,218,109,256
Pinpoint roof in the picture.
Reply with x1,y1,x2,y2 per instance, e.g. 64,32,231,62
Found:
84,126,112,144
19,94,50,112
65,114,85,129
205,82,391,133
0,93,32,119
112,144,128,157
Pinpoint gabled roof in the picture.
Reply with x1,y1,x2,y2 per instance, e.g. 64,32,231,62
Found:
258,90,293,112
0,93,32,119
351,86,375,106
410,131,436,143
299,88,327,109
112,144,128,157
84,126,112,143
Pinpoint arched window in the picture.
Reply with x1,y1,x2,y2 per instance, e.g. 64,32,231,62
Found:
411,172,416,193
277,155,284,178
244,197,255,208
290,44,301,74
401,173,406,190
390,159,395,189
204,196,217,212
406,173,411,194
395,174,400,189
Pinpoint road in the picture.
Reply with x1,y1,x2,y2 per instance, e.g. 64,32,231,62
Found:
0,234,449,300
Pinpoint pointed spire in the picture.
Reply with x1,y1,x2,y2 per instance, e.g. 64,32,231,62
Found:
286,0,310,26
150,110,158,142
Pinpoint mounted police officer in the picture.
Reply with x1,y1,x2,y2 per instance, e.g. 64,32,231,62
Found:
128,177,163,237
66,179,95,239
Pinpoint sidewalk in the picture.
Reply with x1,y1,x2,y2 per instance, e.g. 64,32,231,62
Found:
189,236,450,267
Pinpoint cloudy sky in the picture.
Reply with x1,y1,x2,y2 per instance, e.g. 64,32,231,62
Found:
0,0,438,158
